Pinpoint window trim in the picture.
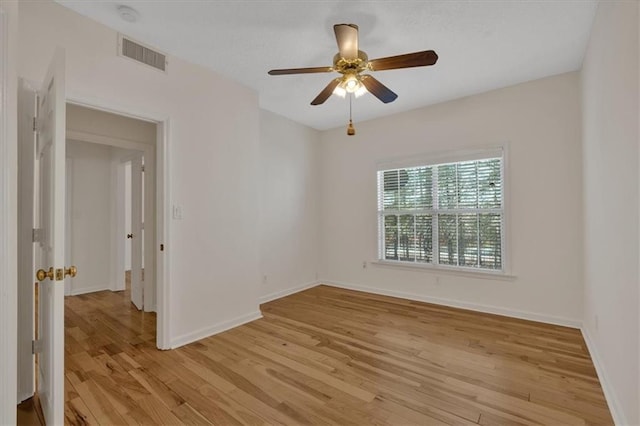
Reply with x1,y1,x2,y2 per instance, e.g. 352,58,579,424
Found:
376,147,504,171
369,259,516,280
375,146,510,276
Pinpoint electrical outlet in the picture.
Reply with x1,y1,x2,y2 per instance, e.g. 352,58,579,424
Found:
435,276,440,286
362,261,367,269
262,275,267,285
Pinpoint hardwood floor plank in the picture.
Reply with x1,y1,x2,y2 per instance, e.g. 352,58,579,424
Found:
171,403,215,426
135,394,184,424
91,353,151,401
218,333,378,402
444,375,588,425
128,368,186,410
165,379,245,425
529,388,614,423
198,384,269,426
72,378,129,424
371,395,475,426
64,397,100,426
477,411,532,426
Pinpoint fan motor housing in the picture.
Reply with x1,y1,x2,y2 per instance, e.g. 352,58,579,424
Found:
333,50,369,74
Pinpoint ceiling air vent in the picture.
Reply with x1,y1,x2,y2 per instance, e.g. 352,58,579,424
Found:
118,35,167,73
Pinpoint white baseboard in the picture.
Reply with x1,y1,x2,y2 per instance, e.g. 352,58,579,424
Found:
111,283,125,292
170,310,263,349
259,281,319,304
321,280,582,329
581,327,627,426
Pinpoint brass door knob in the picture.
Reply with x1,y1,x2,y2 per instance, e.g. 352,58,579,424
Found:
65,266,77,278
127,233,133,239
36,267,54,281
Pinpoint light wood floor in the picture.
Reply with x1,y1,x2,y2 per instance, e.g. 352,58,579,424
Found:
17,395,44,426
41,284,616,425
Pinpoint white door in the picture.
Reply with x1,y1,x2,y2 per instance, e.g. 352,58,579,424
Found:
33,48,69,425
130,155,143,309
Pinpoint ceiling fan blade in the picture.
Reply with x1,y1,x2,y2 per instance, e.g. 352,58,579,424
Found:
334,24,359,60
360,75,398,103
311,78,341,105
268,66,333,76
368,50,438,71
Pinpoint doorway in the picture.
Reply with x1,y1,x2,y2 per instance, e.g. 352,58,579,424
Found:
64,103,156,311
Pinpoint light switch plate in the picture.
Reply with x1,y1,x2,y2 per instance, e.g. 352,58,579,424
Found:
173,204,183,220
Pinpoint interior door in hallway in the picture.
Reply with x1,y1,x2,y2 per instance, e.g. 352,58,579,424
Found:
130,155,144,310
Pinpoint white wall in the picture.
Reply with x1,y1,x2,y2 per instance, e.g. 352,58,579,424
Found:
259,110,320,302
18,0,261,346
319,72,584,325
1,0,18,421
66,140,114,295
581,2,639,424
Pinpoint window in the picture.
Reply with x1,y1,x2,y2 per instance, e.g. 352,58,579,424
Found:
377,152,504,272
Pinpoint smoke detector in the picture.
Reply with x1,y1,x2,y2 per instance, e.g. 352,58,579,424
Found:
117,5,140,23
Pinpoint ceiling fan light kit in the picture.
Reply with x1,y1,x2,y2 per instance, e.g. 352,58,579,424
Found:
333,73,368,99
268,23,438,135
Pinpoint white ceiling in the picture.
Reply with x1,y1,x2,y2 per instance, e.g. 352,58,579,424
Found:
56,0,598,131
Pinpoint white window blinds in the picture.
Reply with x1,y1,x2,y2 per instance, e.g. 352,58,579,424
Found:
377,155,504,271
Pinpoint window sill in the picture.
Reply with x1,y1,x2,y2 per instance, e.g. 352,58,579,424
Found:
370,260,516,281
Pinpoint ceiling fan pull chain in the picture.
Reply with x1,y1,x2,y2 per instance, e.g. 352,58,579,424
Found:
347,94,356,136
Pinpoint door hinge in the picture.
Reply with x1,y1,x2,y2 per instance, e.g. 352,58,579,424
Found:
32,117,37,132
32,339,43,354
141,165,145,172
32,228,42,243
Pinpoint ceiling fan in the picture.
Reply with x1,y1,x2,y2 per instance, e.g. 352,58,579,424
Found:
268,24,439,107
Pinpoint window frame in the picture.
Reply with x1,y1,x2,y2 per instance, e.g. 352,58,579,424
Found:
375,147,509,276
